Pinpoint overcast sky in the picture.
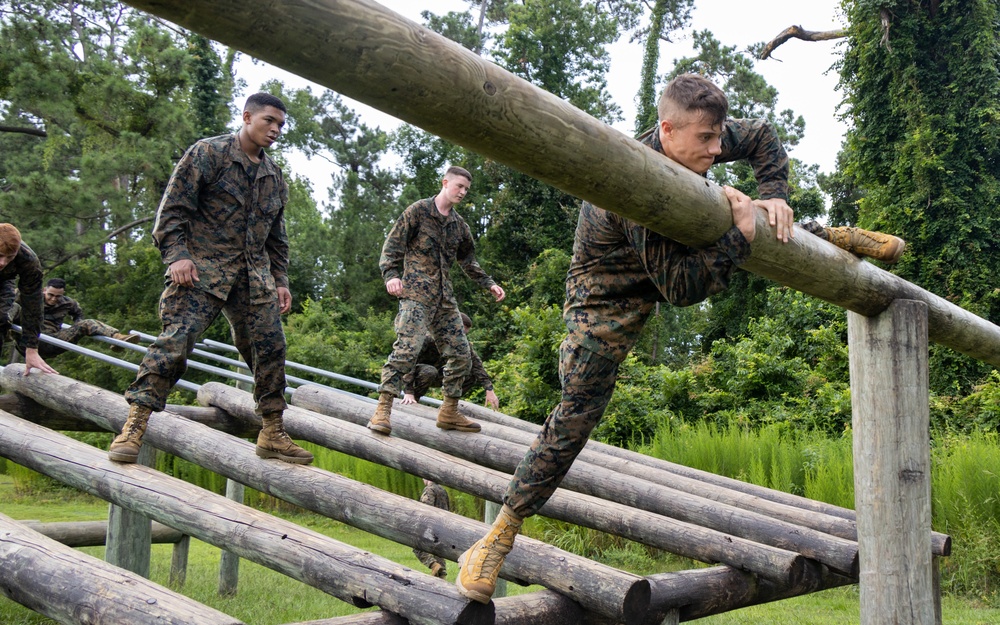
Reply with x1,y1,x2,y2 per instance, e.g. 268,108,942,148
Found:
236,0,849,201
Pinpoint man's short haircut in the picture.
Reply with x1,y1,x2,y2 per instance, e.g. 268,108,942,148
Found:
445,166,473,183
657,74,728,127
460,312,472,328
46,278,67,290
245,92,287,114
0,223,22,256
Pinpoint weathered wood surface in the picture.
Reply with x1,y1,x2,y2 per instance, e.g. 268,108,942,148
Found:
106,442,156,578
0,392,254,436
849,301,936,625
205,381,811,586
0,410,493,625
288,385,859,577
0,368,646,625
117,0,1000,366
218,479,245,596
0,513,243,625
23,520,184,547
432,397,950,556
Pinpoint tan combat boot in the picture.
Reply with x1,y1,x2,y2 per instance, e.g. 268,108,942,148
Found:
823,226,906,263
256,413,314,465
430,561,447,578
108,404,152,463
436,396,481,432
367,391,395,434
109,332,140,353
456,505,523,603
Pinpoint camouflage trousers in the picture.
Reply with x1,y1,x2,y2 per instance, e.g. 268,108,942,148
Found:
504,338,621,519
125,279,287,415
37,319,120,358
409,363,477,401
412,547,446,573
380,299,470,398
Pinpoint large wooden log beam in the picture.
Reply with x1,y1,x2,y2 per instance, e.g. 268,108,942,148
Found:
119,0,1000,365
0,414,493,625
0,513,242,625
287,385,859,577
0,367,645,625
23,520,184,547
203,381,812,586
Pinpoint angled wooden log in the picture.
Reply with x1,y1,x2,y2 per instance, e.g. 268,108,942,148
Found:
117,0,1000,366
23,520,184,547
288,385,859,577
0,513,243,625
203,381,811,585
0,368,646,625
0,411,493,625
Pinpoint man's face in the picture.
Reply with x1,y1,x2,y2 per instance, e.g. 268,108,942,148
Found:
242,105,286,152
0,252,16,271
43,286,65,306
441,174,471,205
658,109,723,175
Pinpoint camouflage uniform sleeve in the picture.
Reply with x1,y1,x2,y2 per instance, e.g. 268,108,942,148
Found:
69,299,84,323
0,279,16,325
469,347,493,392
717,118,790,201
455,222,495,291
265,169,290,290
13,247,44,349
152,141,212,266
379,204,417,283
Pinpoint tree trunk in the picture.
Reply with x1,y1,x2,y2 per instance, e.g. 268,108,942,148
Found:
117,0,1000,366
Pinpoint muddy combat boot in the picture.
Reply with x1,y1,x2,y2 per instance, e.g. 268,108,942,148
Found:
430,561,447,578
256,413,314,465
109,332,140,353
806,222,906,263
367,391,395,434
108,404,152,463
436,396,481,432
456,505,523,603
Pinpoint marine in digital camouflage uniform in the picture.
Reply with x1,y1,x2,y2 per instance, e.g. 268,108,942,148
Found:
456,74,797,604
0,224,58,375
13,277,139,358
368,166,506,435
412,479,451,577
110,93,312,466
401,312,500,410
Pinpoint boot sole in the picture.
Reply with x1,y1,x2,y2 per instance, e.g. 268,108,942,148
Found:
108,450,138,463
436,422,481,432
255,447,314,465
367,422,391,435
455,550,493,604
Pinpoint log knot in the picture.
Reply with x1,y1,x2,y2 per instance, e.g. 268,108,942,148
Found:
483,81,497,96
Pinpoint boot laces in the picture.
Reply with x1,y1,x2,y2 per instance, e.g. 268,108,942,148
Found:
473,524,517,579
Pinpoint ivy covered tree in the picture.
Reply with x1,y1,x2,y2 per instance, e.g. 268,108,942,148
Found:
839,0,1000,393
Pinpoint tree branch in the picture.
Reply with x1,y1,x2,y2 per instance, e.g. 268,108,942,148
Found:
0,125,47,138
42,216,155,272
758,25,847,60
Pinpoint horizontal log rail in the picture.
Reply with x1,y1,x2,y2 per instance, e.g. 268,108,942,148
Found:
119,0,1000,366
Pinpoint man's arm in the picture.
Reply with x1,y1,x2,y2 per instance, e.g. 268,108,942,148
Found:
152,141,211,268
469,347,499,409
454,223,498,295
68,299,84,323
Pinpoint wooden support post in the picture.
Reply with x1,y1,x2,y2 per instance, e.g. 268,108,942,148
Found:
219,479,245,596
105,442,156,577
171,534,191,588
849,300,936,625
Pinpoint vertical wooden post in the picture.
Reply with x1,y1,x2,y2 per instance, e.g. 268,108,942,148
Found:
105,444,156,576
484,500,508,598
170,534,191,587
218,479,245,596
848,299,935,625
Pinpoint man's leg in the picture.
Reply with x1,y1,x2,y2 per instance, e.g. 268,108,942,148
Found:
61,319,139,351
456,340,619,602
411,364,442,401
369,299,431,434
412,547,448,577
113,285,223,462
431,308,479,432
224,282,312,465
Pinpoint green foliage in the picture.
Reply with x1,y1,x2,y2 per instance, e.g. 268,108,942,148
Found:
839,0,1000,393
633,0,695,135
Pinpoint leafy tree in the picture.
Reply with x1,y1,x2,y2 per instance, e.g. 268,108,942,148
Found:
839,0,1000,393
633,0,695,134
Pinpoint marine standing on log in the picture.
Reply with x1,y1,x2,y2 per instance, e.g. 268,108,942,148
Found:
109,93,313,466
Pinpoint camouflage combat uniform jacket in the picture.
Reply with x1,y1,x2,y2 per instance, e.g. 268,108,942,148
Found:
152,133,290,305
379,197,495,308
41,295,84,334
0,243,43,349
564,118,789,362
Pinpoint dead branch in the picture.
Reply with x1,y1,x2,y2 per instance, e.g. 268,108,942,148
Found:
758,25,847,60
0,125,47,138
